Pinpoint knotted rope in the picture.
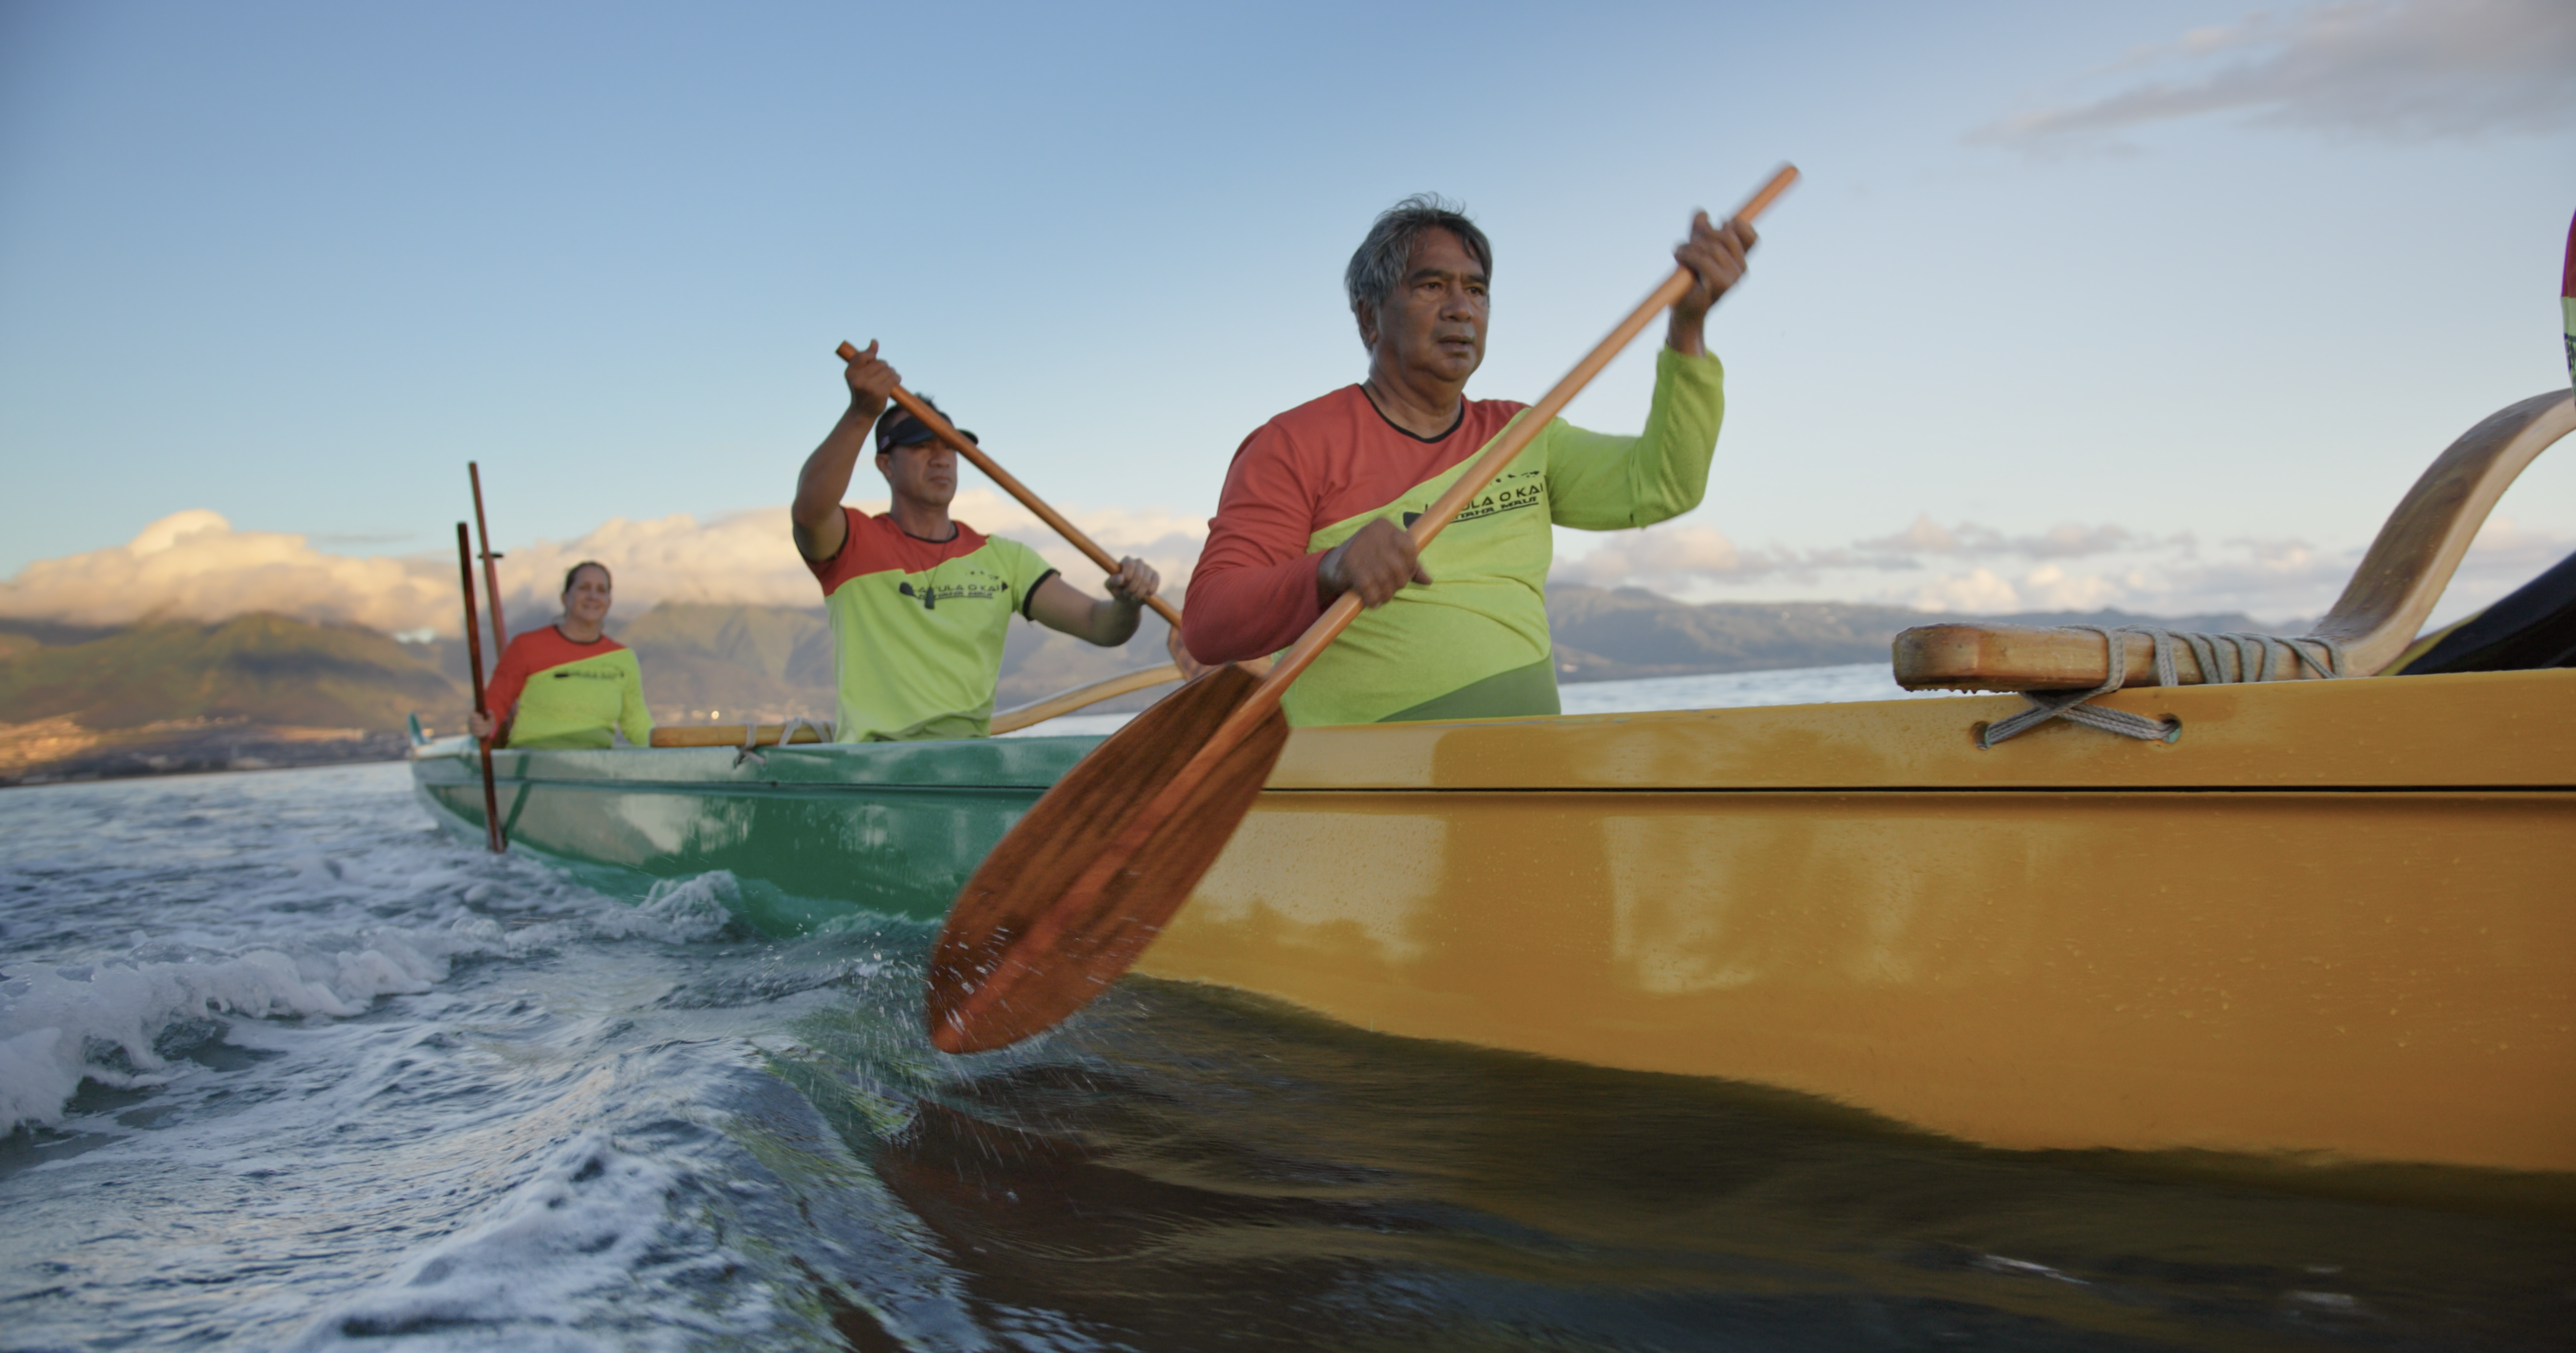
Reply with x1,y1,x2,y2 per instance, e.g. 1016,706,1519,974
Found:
1977,626,2348,748
733,717,830,769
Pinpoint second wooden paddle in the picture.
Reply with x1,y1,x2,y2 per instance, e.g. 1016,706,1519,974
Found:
834,343,1183,631
454,523,505,854
926,165,1799,1054
469,462,508,651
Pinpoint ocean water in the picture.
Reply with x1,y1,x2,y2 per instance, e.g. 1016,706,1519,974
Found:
3,667,2569,1351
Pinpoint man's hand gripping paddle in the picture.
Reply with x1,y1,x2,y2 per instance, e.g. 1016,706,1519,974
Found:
925,165,1800,1055
833,344,1184,632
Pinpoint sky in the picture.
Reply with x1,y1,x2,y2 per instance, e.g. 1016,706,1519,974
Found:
2,0,2572,637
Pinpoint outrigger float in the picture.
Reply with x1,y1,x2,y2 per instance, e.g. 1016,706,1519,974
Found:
416,390,2576,1175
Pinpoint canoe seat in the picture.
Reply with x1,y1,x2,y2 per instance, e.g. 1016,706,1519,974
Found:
1894,623,2343,693
650,720,832,749
1895,391,2576,696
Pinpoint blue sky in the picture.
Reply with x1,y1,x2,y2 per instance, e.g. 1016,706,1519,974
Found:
3,0,2571,630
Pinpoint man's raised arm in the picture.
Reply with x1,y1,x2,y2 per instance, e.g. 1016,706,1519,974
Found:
1027,558,1163,648
1546,210,1756,530
793,341,901,563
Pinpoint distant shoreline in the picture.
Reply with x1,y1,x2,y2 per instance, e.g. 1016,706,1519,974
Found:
2,594,2290,787
0,718,412,789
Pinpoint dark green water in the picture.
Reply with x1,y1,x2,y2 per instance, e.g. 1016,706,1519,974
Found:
770,969,2576,1351
3,763,2569,1350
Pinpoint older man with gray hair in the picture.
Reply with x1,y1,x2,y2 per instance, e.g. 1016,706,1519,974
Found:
1179,195,1754,725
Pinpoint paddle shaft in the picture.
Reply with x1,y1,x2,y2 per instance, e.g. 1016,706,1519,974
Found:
469,462,507,651
989,662,1184,735
454,523,505,854
833,344,1184,631
998,165,1800,979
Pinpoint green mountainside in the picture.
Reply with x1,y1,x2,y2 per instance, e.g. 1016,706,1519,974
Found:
0,614,463,731
613,604,837,722
0,615,465,785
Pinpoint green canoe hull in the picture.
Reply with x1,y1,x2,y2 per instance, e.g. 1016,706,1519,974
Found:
409,733,1101,935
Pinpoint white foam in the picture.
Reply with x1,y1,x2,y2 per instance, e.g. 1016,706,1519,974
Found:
0,922,500,1134
1,813,758,1136
285,1130,765,1351
581,871,744,945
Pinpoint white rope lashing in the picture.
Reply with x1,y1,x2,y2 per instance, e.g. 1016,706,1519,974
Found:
1977,626,2348,749
733,717,828,769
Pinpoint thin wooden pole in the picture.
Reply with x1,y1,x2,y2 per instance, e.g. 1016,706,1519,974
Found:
468,462,508,651
832,347,1185,632
455,523,505,854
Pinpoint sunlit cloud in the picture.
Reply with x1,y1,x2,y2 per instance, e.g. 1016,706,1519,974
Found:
491,491,1208,626
1560,514,2191,597
1974,0,2576,150
0,493,1209,638
1557,503,2574,628
0,511,458,635
1551,524,1778,591
1853,515,2170,561
13,499,2566,641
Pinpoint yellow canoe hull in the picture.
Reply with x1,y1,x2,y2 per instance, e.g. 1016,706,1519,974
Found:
1138,667,2576,1173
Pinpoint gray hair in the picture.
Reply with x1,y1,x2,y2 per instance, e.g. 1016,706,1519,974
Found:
1343,194,1492,341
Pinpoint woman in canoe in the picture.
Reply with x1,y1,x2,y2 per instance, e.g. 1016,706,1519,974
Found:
467,561,654,750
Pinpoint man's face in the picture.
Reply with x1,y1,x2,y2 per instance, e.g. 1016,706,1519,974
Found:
878,440,958,509
1364,227,1488,387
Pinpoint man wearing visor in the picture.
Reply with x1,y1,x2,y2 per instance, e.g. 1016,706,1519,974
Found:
792,341,1164,741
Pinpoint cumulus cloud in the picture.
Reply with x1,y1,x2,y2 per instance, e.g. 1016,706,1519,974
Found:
1558,513,2185,593
0,511,459,634
1559,509,2425,624
1854,514,2165,561
487,491,1207,626
0,492,1210,638
1552,524,1772,590
1912,562,2130,614
17,497,2565,640
1974,0,2576,149
1898,535,2352,620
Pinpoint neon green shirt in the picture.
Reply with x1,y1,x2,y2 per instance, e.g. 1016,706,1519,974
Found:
485,627,653,750
806,509,1060,741
1187,348,1726,726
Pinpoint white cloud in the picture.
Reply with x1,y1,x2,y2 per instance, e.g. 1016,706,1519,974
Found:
0,493,1209,638
0,511,459,634
13,498,2564,640
1975,0,2576,148
1909,567,2025,614
1900,538,2355,622
1561,513,2189,598
1854,514,2156,561
1552,524,1791,590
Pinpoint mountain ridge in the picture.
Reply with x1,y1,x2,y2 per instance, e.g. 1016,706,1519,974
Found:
0,591,2283,784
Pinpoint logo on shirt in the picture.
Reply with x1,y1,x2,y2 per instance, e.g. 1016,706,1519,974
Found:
549,667,622,680
1402,467,1546,530
896,573,1011,611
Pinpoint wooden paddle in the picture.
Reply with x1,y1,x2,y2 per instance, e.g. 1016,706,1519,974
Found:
469,462,508,650
990,663,1183,734
454,523,505,854
833,344,1184,632
926,165,1801,1054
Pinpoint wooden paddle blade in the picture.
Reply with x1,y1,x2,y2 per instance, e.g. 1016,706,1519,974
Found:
927,663,1289,1054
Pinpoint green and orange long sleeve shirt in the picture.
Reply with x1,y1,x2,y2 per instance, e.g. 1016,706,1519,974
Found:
1182,348,1726,726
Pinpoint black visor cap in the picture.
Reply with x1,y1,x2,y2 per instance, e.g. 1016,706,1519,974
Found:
875,397,977,454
